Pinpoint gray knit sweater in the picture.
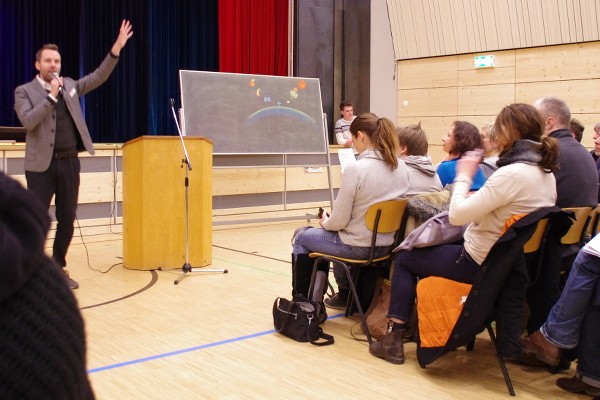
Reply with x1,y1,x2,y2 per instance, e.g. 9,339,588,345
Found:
322,149,409,247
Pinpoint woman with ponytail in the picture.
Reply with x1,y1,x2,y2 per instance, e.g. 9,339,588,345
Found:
370,103,559,365
291,113,409,319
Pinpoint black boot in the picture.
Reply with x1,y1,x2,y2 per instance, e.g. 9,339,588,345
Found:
369,321,406,364
291,253,314,298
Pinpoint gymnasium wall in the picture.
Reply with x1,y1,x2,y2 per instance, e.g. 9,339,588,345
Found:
395,41,600,163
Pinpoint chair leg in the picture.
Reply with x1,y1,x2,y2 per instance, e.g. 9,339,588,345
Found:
486,324,515,396
466,338,476,351
344,264,361,317
338,261,373,344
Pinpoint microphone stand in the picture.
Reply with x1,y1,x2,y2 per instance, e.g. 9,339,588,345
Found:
169,98,227,284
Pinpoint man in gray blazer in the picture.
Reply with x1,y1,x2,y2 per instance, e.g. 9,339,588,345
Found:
14,20,133,289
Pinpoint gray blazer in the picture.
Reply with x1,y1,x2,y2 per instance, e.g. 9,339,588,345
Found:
14,53,119,172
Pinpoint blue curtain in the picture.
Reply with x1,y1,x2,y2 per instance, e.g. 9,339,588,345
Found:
1,0,218,143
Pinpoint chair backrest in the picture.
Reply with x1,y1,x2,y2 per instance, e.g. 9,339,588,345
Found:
561,207,593,245
586,204,600,239
365,199,408,233
523,218,549,254
364,199,409,252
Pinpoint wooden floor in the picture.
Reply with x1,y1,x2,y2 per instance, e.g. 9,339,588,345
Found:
61,221,580,399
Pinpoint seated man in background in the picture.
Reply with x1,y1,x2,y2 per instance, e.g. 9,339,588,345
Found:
522,234,600,398
334,100,356,148
526,97,599,335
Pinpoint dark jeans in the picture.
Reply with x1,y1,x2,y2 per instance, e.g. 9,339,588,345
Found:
26,156,80,268
388,244,480,322
578,306,600,388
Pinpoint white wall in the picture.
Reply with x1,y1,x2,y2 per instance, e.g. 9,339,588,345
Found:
370,1,397,121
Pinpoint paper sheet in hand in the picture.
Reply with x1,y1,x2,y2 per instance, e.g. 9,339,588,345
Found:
338,148,356,173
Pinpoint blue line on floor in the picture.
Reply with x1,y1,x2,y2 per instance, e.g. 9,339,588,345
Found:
88,313,344,374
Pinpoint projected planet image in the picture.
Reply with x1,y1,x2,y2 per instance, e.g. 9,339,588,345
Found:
245,106,316,126
243,106,319,152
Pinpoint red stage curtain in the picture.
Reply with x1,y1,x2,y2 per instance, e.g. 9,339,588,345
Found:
218,0,288,76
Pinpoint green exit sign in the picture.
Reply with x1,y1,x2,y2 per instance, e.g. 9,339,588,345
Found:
474,55,495,68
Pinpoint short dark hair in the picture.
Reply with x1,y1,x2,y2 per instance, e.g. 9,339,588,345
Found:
339,100,353,110
570,118,585,142
36,44,59,62
396,122,429,156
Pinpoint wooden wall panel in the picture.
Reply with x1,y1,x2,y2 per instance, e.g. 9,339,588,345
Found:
492,0,514,49
387,0,600,60
457,84,516,116
398,56,457,89
458,50,516,86
516,43,600,82
397,87,458,118
212,168,285,196
285,166,342,192
516,80,600,113
396,116,457,143
396,42,600,162
80,172,117,204
438,0,457,55
581,0,600,41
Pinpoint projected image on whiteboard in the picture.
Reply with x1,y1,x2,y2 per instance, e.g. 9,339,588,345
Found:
180,71,326,154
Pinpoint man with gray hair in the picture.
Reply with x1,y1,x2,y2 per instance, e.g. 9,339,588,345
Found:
533,97,597,208
524,97,599,346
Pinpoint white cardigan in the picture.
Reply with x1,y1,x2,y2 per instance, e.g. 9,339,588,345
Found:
449,163,557,265
322,149,410,247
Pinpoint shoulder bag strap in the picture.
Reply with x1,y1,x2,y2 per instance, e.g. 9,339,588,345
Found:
273,297,296,334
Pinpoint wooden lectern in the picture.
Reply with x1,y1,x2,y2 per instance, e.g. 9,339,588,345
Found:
122,136,212,270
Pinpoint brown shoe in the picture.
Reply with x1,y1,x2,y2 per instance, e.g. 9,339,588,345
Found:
369,324,405,364
556,376,600,396
521,331,560,366
514,352,571,371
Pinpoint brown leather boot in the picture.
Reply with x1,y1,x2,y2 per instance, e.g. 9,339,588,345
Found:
369,322,405,364
521,330,560,366
556,375,600,396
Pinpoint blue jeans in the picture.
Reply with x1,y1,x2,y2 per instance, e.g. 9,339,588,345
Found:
293,227,386,258
577,306,600,389
387,244,480,322
541,250,600,348
293,227,388,289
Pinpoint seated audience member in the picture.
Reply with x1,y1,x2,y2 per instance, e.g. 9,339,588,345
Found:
436,121,486,190
479,122,500,179
592,124,600,202
522,235,600,397
320,122,444,310
570,118,585,143
395,122,442,196
526,97,599,334
0,172,95,399
369,103,558,365
334,100,356,147
534,97,597,209
292,113,409,316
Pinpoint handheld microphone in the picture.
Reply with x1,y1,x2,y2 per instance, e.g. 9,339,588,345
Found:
170,98,175,108
51,72,63,88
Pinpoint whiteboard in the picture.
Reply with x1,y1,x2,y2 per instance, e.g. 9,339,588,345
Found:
179,70,327,154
